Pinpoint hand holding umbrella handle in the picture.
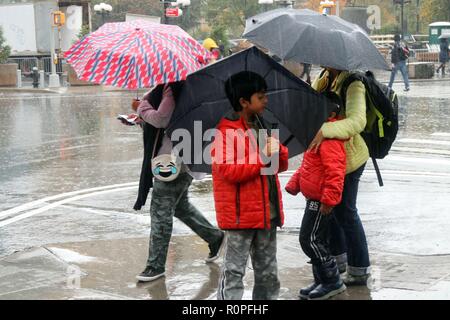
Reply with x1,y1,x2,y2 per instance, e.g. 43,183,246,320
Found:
132,99,141,112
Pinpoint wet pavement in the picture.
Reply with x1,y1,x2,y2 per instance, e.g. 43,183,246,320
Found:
1,78,450,300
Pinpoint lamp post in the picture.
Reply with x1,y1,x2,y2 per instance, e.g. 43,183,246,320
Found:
393,0,411,39
94,2,112,26
49,11,65,88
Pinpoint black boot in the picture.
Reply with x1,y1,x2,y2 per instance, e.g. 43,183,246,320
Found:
308,260,346,300
299,264,320,300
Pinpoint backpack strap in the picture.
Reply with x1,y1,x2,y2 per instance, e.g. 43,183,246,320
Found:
371,157,384,187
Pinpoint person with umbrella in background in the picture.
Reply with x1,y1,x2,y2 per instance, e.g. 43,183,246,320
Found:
436,36,449,76
65,20,224,283
388,34,410,92
243,8,386,292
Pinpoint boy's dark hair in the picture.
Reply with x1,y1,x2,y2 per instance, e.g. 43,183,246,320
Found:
224,71,267,112
323,91,342,116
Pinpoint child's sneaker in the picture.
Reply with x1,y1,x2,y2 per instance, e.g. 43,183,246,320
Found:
136,267,165,282
343,274,370,286
205,232,225,263
308,281,346,300
299,282,320,300
299,264,321,300
308,260,346,300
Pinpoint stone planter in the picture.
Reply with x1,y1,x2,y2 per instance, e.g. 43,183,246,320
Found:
64,63,98,86
408,62,435,79
0,63,18,87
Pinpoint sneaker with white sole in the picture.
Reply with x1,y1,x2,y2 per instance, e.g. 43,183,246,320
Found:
136,267,165,282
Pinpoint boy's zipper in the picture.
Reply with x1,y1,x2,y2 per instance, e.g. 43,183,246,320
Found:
236,183,241,225
260,176,268,229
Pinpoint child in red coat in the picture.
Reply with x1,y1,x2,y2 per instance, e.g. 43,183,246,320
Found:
212,71,289,300
285,92,347,300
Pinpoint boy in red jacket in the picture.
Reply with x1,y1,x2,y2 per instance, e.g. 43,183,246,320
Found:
285,92,347,300
211,71,289,300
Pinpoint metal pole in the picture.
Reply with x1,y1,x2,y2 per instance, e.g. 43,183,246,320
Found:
39,70,45,88
401,0,404,38
416,0,420,33
49,25,60,88
163,2,170,24
16,69,22,88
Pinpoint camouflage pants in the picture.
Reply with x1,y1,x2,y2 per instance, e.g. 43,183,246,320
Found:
147,172,223,272
217,224,280,300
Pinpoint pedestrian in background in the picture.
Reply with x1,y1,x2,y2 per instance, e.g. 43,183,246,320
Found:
300,63,312,84
436,37,449,76
203,38,222,62
388,34,410,92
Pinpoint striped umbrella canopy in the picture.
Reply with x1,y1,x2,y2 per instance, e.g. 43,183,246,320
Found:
65,20,211,89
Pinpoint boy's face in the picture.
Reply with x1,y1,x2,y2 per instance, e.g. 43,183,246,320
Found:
240,91,268,115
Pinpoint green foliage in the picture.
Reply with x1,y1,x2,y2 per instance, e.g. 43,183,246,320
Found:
210,25,230,56
77,25,91,40
204,0,275,38
420,0,450,29
0,26,11,64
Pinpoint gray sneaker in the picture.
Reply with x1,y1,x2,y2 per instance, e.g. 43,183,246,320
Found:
344,274,370,286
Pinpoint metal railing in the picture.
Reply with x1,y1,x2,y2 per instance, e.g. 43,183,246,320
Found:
41,57,64,74
411,49,439,63
8,56,64,76
7,57,39,77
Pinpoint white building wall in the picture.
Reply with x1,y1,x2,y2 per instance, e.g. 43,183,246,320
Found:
0,3,38,53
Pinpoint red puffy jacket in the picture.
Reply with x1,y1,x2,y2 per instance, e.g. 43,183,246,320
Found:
285,134,346,207
211,114,289,230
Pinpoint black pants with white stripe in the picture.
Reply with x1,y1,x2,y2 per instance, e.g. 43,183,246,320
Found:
299,200,333,266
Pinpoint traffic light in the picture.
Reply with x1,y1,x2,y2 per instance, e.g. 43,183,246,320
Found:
52,11,66,27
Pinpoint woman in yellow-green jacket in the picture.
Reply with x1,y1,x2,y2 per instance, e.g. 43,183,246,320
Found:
308,67,371,286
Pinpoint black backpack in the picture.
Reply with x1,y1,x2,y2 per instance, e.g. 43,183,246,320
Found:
341,71,399,186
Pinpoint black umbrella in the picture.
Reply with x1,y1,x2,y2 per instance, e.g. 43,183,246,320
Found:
243,8,390,71
166,46,336,173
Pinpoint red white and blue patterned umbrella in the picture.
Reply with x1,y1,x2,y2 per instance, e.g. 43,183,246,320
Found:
65,20,211,89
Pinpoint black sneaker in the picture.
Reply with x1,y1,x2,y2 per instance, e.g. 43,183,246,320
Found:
205,232,225,263
299,282,319,300
404,87,410,92
308,281,346,300
136,266,165,282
